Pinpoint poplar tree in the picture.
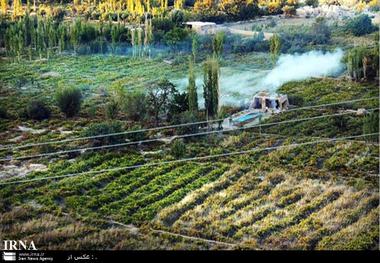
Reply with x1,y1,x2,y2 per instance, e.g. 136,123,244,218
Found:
191,34,198,62
270,33,281,63
203,57,219,119
187,56,198,113
212,31,224,58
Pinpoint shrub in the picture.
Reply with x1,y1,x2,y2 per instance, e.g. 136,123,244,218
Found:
171,111,199,136
288,95,304,107
311,17,331,44
81,121,124,147
164,27,189,47
363,110,379,142
152,18,176,33
26,100,51,120
345,15,377,36
170,139,186,158
168,91,189,118
105,99,120,119
55,87,82,118
170,9,185,25
124,91,147,122
126,124,148,142
332,115,348,132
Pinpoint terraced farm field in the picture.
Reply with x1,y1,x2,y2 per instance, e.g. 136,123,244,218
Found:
1,126,378,249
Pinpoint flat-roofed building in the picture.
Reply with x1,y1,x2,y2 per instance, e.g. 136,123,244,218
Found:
249,91,289,112
185,21,217,35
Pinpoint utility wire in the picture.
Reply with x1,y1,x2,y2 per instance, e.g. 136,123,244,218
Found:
0,119,224,151
1,97,377,151
0,109,377,162
285,97,378,112
0,133,378,186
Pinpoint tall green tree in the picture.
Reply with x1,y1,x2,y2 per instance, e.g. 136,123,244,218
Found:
191,34,198,62
212,31,224,58
270,33,281,63
187,56,198,113
203,57,220,119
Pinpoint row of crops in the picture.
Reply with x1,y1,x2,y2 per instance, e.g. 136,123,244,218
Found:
0,205,230,250
1,132,378,249
154,157,379,249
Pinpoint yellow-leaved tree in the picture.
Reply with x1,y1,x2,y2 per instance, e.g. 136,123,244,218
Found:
194,0,215,12
1,0,8,15
13,0,23,19
174,0,184,9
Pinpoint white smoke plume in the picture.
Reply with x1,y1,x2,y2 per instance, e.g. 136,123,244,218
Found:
258,49,345,92
172,49,345,107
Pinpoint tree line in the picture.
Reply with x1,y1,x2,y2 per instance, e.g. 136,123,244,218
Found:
0,0,305,23
2,11,157,60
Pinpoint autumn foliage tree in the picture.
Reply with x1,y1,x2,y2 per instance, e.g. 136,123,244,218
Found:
1,0,8,15
219,0,259,20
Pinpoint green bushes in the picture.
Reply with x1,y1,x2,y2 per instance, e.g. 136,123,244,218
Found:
55,87,82,118
171,111,199,135
105,99,120,119
81,121,124,147
345,14,377,36
26,99,51,120
170,139,187,158
124,91,147,122
311,17,331,44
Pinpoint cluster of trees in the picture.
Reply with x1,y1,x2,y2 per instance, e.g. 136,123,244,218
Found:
344,45,379,82
6,32,225,129
104,32,224,127
193,0,301,21
2,12,160,59
0,0,311,24
8,85,83,121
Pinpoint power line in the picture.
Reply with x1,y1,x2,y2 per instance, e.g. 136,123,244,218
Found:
0,133,377,186
1,109,378,162
0,119,224,151
1,97,377,151
0,109,377,162
285,97,378,112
